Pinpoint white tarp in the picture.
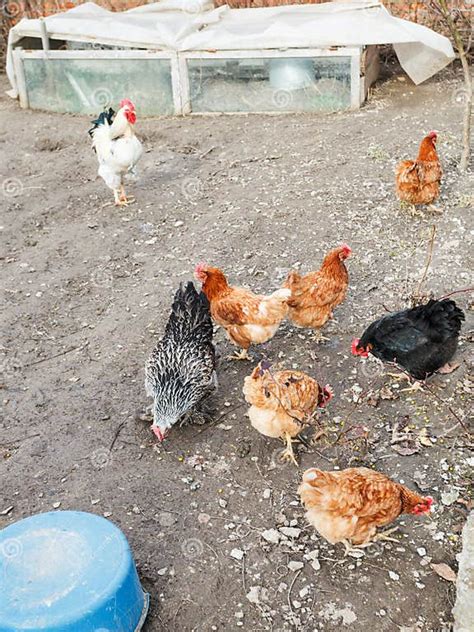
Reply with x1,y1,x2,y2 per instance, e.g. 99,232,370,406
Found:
6,0,455,98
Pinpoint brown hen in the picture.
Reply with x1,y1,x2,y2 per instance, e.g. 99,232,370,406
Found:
284,244,351,341
195,264,290,360
299,467,433,550
243,362,332,464
395,131,442,214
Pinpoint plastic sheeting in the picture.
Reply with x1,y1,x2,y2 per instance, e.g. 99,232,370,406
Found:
6,0,455,99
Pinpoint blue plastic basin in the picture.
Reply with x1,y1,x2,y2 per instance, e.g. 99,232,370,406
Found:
0,511,149,632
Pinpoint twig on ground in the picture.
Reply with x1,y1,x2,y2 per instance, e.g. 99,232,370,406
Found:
0,433,41,447
438,287,474,300
287,569,302,615
413,224,436,301
23,341,89,368
422,382,471,437
110,420,127,451
193,402,246,436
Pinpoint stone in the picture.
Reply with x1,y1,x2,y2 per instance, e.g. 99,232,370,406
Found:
261,529,280,544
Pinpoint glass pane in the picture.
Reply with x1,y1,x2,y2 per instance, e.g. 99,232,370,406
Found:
22,58,174,116
187,57,352,113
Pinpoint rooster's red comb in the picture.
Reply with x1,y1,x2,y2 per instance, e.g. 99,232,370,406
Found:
119,98,135,110
195,262,207,273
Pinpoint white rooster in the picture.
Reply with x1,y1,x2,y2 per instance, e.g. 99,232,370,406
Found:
89,98,143,207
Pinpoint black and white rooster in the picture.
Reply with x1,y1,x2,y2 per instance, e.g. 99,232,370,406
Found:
88,99,143,206
145,282,217,441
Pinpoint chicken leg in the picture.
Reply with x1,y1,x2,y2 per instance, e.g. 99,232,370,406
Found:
113,184,135,207
387,372,424,393
312,330,330,344
279,432,298,466
343,527,399,555
228,348,251,361
401,201,425,219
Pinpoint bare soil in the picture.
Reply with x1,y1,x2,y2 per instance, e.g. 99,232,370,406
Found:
1,64,473,632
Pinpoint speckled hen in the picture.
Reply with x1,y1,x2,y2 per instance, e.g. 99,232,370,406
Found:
145,282,216,441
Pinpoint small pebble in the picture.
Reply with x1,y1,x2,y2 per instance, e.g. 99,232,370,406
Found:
230,548,244,561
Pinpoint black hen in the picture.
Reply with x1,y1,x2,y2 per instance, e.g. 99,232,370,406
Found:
145,282,216,440
352,299,465,380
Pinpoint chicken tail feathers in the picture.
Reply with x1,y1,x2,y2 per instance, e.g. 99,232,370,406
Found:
302,468,335,488
164,281,214,346
413,298,465,342
88,107,115,138
284,270,300,289
268,288,292,303
298,468,338,508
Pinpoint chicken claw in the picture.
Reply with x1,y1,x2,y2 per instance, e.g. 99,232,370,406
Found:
387,372,424,393
343,527,400,555
427,204,443,215
228,349,251,361
279,433,299,466
401,201,425,218
371,526,400,543
312,330,330,344
113,185,135,207
400,381,424,394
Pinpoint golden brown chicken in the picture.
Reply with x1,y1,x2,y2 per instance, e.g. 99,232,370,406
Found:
395,131,442,215
195,264,291,360
243,362,333,464
284,244,351,342
299,467,433,550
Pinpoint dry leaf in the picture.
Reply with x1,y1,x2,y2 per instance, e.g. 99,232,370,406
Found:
380,386,398,400
418,428,434,447
392,442,420,456
391,417,420,456
430,562,457,583
437,362,460,375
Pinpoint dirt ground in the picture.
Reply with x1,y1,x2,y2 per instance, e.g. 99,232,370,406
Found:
1,62,473,632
